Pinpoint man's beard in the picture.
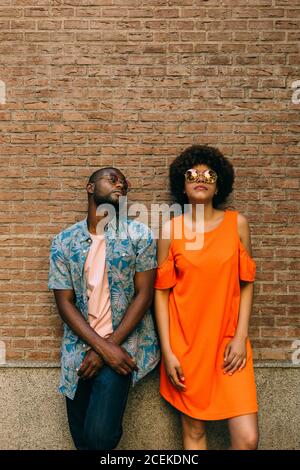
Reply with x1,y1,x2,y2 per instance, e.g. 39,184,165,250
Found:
93,193,120,212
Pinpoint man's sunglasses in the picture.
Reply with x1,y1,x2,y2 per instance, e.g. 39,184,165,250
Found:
184,168,218,185
93,174,131,192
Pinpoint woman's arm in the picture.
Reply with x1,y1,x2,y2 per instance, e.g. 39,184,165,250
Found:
235,213,255,340
154,233,186,391
223,214,255,375
154,236,173,356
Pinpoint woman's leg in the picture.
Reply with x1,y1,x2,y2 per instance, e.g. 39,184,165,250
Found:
180,413,207,450
228,413,259,450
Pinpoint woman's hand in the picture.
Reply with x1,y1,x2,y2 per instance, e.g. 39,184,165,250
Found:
163,351,186,391
222,335,247,375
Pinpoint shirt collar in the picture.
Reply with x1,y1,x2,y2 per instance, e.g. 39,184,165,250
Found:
77,216,127,242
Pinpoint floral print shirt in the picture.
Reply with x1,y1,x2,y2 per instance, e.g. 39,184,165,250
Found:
48,217,160,400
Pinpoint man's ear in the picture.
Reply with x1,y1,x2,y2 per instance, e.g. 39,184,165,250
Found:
86,182,94,195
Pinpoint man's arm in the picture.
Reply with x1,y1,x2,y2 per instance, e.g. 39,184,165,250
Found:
53,289,137,375
108,269,155,346
64,269,155,379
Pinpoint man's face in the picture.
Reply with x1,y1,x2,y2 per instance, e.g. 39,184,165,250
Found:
87,169,129,208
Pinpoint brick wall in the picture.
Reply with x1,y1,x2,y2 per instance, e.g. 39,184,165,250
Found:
0,0,299,363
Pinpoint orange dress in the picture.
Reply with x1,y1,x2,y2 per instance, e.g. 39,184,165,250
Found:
154,210,258,420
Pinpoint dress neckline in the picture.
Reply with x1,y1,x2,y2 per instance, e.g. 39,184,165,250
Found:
180,210,228,236
203,209,228,234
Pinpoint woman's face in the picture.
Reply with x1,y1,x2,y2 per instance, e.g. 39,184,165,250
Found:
184,164,218,204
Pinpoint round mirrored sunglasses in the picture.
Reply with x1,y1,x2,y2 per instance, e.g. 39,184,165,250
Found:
184,168,218,185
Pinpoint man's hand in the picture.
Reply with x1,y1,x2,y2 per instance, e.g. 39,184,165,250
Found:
77,349,104,380
52,290,138,377
101,339,138,375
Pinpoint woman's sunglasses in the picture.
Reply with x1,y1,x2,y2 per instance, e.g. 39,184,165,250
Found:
184,168,218,185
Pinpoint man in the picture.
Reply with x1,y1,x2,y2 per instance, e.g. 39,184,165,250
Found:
48,167,160,450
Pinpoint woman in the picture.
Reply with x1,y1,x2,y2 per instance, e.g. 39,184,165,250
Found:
154,145,259,450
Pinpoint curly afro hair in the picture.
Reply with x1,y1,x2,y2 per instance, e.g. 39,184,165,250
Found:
169,145,235,208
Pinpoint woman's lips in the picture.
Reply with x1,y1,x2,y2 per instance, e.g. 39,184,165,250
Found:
194,185,208,191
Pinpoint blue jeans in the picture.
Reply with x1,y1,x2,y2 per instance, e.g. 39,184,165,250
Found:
66,365,132,450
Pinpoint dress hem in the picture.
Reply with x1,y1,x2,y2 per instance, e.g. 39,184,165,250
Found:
160,392,258,421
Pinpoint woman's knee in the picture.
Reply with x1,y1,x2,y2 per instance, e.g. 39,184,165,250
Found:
243,431,259,450
235,430,259,450
182,418,206,441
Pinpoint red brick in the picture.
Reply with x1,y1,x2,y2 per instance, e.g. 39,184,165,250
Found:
0,1,298,366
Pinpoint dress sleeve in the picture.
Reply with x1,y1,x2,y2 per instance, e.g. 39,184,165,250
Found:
239,239,256,282
154,246,176,290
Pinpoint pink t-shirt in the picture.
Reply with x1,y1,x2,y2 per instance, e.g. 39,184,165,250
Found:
84,233,113,339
